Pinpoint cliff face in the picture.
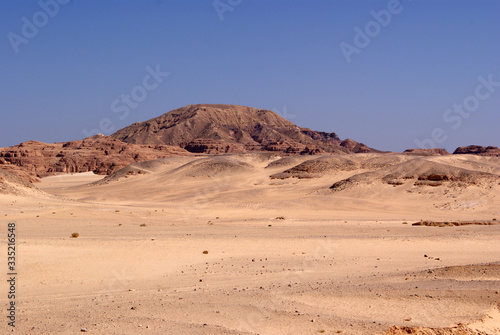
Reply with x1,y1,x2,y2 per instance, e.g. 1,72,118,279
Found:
111,104,378,154
0,135,188,181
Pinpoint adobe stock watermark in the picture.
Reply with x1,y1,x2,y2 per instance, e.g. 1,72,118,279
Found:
339,0,407,64
415,74,499,149
213,0,242,22
7,0,72,54
82,64,169,138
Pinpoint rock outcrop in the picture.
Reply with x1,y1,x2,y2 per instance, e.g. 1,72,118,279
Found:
340,139,375,153
183,139,245,154
453,145,500,156
329,158,499,191
403,148,450,156
0,135,188,182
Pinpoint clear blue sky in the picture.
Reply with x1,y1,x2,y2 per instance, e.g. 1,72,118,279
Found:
1,0,499,152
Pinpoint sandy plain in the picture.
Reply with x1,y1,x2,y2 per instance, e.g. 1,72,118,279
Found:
1,153,499,334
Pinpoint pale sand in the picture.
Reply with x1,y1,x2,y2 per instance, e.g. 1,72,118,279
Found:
1,153,499,334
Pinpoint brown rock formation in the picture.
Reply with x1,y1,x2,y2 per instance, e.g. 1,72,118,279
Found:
111,104,378,154
329,158,500,191
0,135,188,182
340,138,374,153
183,139,245,154
383,324,489,335
403,148,450,156
453,145,500,156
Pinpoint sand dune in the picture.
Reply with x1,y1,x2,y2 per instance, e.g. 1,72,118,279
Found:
270,155,361,179
0,168,46,197
2,152,499,334
269,154,413,179
171,157,255,178
33,153,500,222
330,156,500,191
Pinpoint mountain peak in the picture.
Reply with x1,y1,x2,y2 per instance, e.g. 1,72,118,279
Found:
111,104,377,154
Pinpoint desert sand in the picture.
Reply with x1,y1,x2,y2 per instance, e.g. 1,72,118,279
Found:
1,153,499,334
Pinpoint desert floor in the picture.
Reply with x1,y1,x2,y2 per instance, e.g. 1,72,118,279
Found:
1,153,499,334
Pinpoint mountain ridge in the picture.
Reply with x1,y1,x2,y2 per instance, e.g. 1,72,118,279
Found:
1,104,498,185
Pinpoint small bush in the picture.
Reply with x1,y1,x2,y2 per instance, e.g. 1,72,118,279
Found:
71,233,79,238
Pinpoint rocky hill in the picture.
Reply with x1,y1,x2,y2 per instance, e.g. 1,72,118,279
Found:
453,145,500,156
329,158,499,192
0,135,188,183
111,104,378,154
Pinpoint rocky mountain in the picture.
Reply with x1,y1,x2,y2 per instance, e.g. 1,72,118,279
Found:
0,135,188,182
111,104,378,154
453,145,500,156
4,103,496,187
